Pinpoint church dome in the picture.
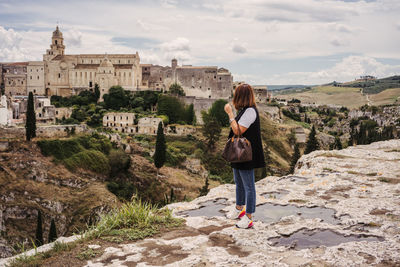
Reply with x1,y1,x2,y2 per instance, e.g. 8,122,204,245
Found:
100,57,113,68
53,26,63,38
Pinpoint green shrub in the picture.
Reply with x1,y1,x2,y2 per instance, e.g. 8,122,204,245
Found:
106,181,135,201
63,150,110,173
165,146,186,167
168,140,197,155
108,149,131,177
37,139,84,160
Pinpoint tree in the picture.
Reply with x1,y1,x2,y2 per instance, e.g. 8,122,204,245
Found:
157,95,185,124
304,125,319,154
201,111,221,150
94,83,100,102
185,104,196,125
25,92,36,141
289,143,301,174
35,210,44,246
199,176,210,196
108,149,131,178
333,136,343,150
169,83,185,96
103,86,128,110
153,122,166,174
209,99,229,127
48,219,58,243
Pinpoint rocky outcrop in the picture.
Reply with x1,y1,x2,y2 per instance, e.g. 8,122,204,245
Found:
85,140,400,266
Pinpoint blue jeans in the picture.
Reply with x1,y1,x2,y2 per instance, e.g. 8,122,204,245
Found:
233,168,256,214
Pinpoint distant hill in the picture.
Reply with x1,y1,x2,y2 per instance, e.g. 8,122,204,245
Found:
267,85,311,91
274,75,400,108
342,75,400,94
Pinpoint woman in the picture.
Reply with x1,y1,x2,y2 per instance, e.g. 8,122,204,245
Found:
224,84,265,229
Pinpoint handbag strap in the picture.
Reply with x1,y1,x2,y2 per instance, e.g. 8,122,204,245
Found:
233,120,242,138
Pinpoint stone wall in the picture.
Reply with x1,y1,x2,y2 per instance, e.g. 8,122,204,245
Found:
0,124,89,139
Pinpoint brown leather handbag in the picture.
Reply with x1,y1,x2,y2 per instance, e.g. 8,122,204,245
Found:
222,124,252,163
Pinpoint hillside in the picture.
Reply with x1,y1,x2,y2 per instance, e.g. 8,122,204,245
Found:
275,84,400,108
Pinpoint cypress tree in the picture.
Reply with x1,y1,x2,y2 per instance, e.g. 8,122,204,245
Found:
48,218,58,243
199,176,210,196
334,136,343,150
304,125,319,154
25,92,36,141
35,210,44,246
94,83,101,102
185,104,196,125
170,188,175,203
153,122,166,174
289,143,301,174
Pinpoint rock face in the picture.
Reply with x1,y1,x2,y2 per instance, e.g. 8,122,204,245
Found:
83,140,400,266
0,141,119,258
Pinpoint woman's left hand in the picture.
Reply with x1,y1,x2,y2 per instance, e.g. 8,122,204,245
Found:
224,103,232,114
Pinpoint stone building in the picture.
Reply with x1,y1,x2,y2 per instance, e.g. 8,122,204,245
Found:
141,59,233,99
10,95,55,124
55,107,73,120
1,63,27,96
103,112,136,129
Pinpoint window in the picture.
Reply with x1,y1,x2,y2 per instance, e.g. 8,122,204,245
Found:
128,60,130,63
30,76,32,80
219,77,221,80
58,73,61,78
37,76,39,80
56,111,58,115
55,40,58,45
160,77,162,81
34,90,36,93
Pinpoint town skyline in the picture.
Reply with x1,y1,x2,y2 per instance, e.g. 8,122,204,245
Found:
0,0,400,85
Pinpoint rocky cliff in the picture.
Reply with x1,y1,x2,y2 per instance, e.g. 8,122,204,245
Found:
2,140,400,266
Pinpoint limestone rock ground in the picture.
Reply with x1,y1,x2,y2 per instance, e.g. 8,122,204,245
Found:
3,140,400,266
80,140,400,266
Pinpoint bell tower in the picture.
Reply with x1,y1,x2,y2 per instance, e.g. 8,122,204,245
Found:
45,26,65,59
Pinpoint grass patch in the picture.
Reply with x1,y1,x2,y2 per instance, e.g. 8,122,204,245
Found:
323,167,334,172
76,247,101,261
84,199,183,240
366,172,377,176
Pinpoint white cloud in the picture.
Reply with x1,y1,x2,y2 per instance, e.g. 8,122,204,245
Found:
0,26,37,61
160,37,190,52
64,28,83,47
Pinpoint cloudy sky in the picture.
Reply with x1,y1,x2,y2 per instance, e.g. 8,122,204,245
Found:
0,0,400,85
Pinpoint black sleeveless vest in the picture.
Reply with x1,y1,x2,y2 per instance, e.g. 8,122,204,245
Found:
228,106,265,170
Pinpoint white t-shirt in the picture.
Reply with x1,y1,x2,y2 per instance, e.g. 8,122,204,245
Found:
238,107,256,128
